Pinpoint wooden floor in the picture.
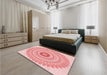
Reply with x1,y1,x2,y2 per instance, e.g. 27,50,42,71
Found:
0,41,107,75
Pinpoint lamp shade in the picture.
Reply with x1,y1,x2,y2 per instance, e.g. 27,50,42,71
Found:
53,27,58,29
86,26,95,29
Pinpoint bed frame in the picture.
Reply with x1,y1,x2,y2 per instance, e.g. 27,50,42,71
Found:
39,29,85,55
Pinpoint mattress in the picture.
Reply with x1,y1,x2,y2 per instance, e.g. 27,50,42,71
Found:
43,34,80,44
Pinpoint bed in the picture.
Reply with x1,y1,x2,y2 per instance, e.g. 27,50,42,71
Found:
39,29,85,55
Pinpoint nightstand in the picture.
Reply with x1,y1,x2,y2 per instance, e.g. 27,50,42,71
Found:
85,35,98,44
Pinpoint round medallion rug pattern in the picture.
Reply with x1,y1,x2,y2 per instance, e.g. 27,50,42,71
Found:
26,47,70,69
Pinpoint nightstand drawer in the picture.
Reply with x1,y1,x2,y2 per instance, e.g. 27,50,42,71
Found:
85,39,91,43
91,40,98,44
91,36,98,40
85,36,91,39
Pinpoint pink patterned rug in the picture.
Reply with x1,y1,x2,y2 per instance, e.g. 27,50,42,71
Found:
18,46,75,75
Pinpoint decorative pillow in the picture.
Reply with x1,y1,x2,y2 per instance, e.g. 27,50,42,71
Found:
71,30,78,34
61,30,71,34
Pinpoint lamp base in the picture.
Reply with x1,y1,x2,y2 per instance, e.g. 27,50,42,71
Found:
89,29,92,35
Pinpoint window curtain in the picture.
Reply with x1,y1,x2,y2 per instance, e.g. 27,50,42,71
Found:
70,1,98,35
0,0,42,33
82,1,98,35
50,11,60,33
51,1,98,35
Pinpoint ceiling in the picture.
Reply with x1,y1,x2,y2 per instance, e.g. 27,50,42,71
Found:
16,0,97,12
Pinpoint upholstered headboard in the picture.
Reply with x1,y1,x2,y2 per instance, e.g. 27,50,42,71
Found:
58,29,85,41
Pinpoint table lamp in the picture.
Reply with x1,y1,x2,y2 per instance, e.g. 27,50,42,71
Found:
53,27,58,33
86,25,95,35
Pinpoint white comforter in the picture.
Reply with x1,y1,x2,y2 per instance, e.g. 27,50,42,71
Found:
44,33,80,41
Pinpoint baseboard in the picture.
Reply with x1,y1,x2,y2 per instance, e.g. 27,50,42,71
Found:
98,43,107,56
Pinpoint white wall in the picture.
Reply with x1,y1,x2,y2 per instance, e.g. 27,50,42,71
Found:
50,11,60,33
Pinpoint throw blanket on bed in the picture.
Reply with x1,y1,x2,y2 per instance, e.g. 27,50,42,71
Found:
43,34,80,44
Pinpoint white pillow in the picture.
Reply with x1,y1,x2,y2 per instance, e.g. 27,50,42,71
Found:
71,30,78,34
61,30,71,34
